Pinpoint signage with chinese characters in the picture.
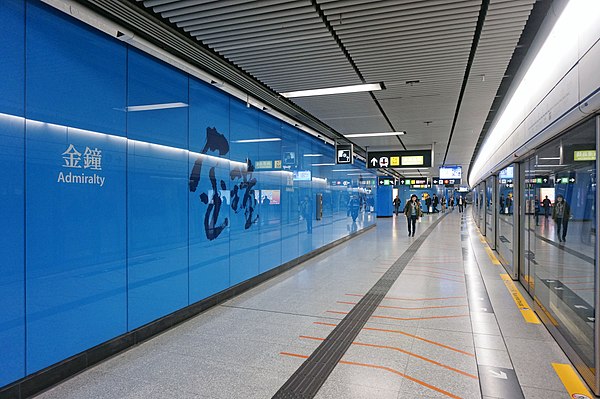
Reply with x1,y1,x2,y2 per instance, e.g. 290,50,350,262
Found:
255,160,273,169
57,144,105,187
574,150,596,161
335,143,354,164
367,150,432,169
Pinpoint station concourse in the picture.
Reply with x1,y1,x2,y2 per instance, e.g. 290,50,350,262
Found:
0,0,599,398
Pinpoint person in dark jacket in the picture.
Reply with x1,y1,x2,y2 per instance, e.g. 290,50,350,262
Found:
404,194,423,237
432,194,439,213
542,196,551,219
425,195,432,213
552,194,570,242
393,196,401,216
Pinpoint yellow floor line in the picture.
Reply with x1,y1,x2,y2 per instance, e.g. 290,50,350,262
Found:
500,274,540,324
483,245,501,265
552,363,593,399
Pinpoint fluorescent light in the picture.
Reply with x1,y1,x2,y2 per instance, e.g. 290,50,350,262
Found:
303,154,323,157
231,138,281,143
535,164,565,167
344,132,405,138
311,163,335,166
332,169,355,172
281,83,383,98
470,0,599,185
347,173,364,176
126,102,188,112
539,157,561,160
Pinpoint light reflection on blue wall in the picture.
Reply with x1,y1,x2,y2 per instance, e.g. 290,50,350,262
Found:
0,0,377,386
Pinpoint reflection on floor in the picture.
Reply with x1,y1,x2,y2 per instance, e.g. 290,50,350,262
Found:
34,212,590,399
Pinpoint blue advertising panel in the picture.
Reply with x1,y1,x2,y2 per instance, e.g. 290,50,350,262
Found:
25,1,126,136
188,78,231,301
25,121,127,373
228,100,260,285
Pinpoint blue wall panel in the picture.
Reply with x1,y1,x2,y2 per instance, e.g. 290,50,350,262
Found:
127,49,189,148
258,114,282,273
228,100,260,285
0,0,25,386
25,121,127,373
0,0,378,386
280,125,300,264
188,79,231,301
25,1,126,136
0,116,25,386
127,142,189,329
0,0,24,117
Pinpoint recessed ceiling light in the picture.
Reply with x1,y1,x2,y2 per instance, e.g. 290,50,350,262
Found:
344,132,405,138
281,83,383,98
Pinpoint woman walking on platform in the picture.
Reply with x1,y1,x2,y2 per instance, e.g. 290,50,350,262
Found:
404,194,422,237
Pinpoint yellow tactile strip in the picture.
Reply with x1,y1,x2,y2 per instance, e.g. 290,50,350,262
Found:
552,363,593,399
500,274,540,324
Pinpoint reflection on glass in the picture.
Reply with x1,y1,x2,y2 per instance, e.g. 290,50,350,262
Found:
497,165,515,274
525,118,596,372
486,176,495,243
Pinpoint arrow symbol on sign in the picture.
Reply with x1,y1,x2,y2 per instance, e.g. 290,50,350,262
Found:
370,158,378,167
574,305,588,309
489,370,507,379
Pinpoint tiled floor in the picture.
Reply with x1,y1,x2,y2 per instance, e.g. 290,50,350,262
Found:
35,212,586,399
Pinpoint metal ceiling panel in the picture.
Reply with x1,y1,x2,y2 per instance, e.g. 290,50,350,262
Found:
138,0,539,178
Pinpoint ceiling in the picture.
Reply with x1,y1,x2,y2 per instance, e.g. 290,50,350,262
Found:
137,0,538,179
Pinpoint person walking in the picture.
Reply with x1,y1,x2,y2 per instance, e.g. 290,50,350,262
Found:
552,194,570,242
458,195,464,213
425,194,432,214
542,195,551,219
441,196,446,213
404,194,422,237
432,194,439,213
393,195,401,216
449,196,455,210
499,194,505,214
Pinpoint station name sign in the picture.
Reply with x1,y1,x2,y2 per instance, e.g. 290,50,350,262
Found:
367,150,432,169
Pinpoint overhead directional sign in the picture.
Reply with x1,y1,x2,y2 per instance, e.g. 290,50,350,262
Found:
432,177,461,185
335,143,354,164
378,176,396,186
367,150,432,169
